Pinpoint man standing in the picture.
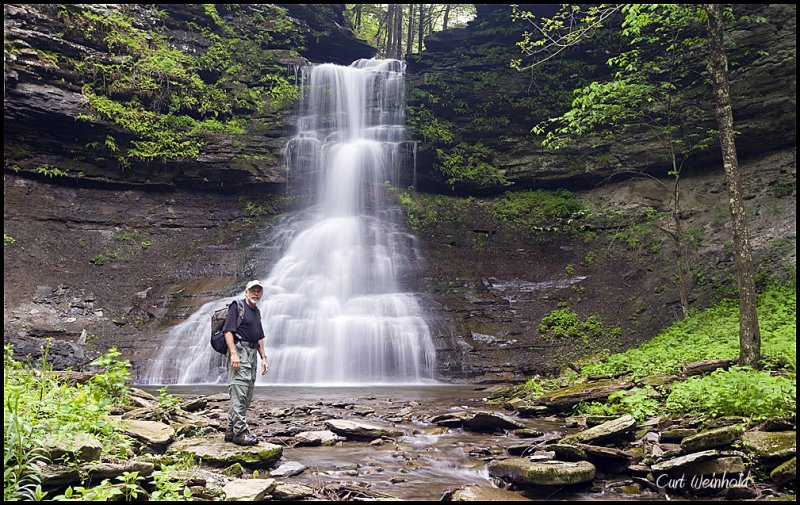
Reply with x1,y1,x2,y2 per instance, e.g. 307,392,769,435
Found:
223,279,268,446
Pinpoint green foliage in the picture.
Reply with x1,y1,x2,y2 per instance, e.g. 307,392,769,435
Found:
490,189,584,233
538,307,622,344
4,345,132,500
580,283,797,379
4,234,15,245
575,386,661,422
666,366,796,419
407,105,453,144
157,386,181,413
35,164,69,178
435,143,505,189
149,465,194,501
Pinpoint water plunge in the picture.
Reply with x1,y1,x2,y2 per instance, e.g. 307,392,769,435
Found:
143,59,436,385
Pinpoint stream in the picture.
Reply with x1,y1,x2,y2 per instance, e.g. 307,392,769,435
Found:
142,384,631,501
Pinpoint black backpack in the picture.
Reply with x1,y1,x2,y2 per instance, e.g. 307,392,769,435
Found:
210,299,245,354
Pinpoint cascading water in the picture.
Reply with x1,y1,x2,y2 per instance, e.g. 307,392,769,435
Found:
143,58,437,385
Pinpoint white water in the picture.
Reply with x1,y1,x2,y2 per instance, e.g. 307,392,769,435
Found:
143,59,436,385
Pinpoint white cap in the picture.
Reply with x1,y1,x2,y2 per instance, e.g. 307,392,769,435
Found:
246,280,263,290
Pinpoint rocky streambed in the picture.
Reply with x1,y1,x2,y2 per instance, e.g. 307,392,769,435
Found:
38,383,796,501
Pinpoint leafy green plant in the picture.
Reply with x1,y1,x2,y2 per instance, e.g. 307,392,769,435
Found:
666,366,796,419
4,234,15,245
580,283,796,379
575,387,661,422
538,307,621,344
435,142,505,189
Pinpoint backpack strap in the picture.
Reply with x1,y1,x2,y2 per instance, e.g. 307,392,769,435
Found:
235,299,246,329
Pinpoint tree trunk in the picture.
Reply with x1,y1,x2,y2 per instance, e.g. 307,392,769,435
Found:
418,4,425,53
354,4,363,31
443,4,452,30
385,5,395,59
704,4,761,367
395,4,404,59
407,4,415,56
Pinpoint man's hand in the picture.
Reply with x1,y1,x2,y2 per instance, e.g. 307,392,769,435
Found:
261,357,269,375
230,352,240,370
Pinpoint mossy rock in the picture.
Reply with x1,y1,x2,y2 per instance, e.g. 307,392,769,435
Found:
488,457,596,486
167,436,282,469
741,431,796,460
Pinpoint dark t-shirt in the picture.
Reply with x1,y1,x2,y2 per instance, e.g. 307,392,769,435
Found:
222,299,265,343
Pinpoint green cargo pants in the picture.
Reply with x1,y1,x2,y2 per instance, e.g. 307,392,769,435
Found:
227,342,258,436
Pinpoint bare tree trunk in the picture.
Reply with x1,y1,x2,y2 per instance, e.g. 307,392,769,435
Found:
386,5,395,59
418,4,425,53
354,4,363,31
705,4,761,368
395,4,404,59
407,4,415,56
443,4,451,30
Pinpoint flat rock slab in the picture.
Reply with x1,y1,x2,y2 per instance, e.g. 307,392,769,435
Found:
222,477,276,501
741,431,796,460
447,484,533,501
488,457,596,486
168,436,282,469
117,418,175,445
680,424,744,452
560,415,637,445
324,419,404,440
536,379,633,411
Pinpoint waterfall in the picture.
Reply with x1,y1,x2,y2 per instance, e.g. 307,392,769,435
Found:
142,59,437,385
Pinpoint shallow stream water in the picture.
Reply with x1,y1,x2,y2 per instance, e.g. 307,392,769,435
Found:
144,384,635,501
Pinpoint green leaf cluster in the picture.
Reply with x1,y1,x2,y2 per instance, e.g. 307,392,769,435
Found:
575,386,661,422
490,189,584,232
4,344,133,500
665,366,796,419
538,307,622,344
580,283,797,379
435,142,505,189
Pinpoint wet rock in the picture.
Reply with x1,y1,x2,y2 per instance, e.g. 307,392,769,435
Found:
221,478,276,501
513,428,544,438
324,419,403,440
462,411,525,433
741,431,796,461
294,430,345,446
769,456,796,487
488,457,596,486
560,414,637,445
168,436,282,469
181,397,208,413
269,460,306,478
570,443,632,473
444,483,533,501
549,444,587,462
680,424,745,452
535,379,634,412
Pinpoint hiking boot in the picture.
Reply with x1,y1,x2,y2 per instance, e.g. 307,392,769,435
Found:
224,425,234,443
232,430,258,446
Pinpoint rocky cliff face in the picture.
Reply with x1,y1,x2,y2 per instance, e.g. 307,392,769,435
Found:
405,3,796,193
4,4,374,191
3,4,795,384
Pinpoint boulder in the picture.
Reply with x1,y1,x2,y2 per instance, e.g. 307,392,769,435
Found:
488,457,596,486
117,418,176,446
221,478,276,501
462,411,526,433
294,430,345,446
535,379,634,411
168,436,282,469
44,432,103,463
560,415,637,445
445,484,533,501
769,456,796,487
324,419,403,440
680,424,744,452
741,431,796,460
